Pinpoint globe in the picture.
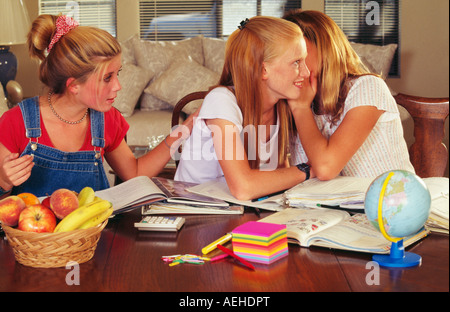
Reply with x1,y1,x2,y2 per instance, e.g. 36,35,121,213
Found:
364,170,431,268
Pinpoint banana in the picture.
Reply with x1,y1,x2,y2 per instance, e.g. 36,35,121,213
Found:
78,207,113,230
54,199,112,233
77,186,95,207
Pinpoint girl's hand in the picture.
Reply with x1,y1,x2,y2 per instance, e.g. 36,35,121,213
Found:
0,153,34,190
288,71,318,112
181,106,201,137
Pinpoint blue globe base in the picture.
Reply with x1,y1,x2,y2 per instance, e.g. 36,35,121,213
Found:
372,240,421,268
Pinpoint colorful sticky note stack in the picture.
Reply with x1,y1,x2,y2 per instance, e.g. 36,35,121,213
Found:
231,221,288,265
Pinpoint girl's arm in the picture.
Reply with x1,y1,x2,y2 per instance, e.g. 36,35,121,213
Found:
289,75,383,180
206,118,308,201
105,109,198,181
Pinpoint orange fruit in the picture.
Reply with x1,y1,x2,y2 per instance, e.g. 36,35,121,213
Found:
17,192,40,207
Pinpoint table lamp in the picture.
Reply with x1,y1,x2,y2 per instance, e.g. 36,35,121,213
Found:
0,0,31,97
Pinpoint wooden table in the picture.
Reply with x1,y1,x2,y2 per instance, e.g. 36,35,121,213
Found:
1,208,448,296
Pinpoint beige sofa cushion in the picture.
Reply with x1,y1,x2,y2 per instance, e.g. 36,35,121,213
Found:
134,36,204,80
113,63,152,117
203,37,226,74
146,58,220,114
124,109,175,146
351,42,397,79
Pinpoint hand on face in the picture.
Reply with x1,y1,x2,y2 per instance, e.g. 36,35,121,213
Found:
287,69,317,112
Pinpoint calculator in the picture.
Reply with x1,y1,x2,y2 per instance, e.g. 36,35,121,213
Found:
134,216,185,232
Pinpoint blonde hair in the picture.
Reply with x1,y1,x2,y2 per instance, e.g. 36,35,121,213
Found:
219,16,302,169
283,10,371,121
27,14,121,95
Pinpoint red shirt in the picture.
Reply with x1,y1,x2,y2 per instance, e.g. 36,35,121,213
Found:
0,104,129,158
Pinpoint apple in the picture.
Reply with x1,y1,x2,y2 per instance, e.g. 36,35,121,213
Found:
0,196,27,227
50,188,79,219
41,196,51,209
18,204,57,233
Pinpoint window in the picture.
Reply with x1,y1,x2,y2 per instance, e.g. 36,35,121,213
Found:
325,0,400,77
139,0,302,41
39,0,117,37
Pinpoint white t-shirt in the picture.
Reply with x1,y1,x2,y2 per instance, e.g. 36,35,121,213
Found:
290,75,415,177
175,87,281,183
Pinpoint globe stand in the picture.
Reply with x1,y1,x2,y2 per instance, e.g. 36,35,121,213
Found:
372,239,421,268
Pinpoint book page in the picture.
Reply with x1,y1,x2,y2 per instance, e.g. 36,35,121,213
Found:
152,177,229,206
307,214,429,254
285,176,372,207
96,176,165,211
286,176,373,195
187,179,284,211
260,208,349,244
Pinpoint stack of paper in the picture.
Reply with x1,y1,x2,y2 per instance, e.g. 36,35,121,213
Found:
284,177,373,210
423,177,449,234
231,221,288,264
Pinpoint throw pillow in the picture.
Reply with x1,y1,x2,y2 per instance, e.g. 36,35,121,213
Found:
140,92,172,111
134,36,204,80
113,64,152,117
146,58,220,114
350,42,398,79
120,34,139,65
203,37,226,74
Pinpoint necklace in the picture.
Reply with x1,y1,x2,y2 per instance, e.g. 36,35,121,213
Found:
48,92,89,125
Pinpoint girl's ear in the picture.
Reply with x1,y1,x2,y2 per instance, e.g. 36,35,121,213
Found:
66,78,79,94
262,62,269,80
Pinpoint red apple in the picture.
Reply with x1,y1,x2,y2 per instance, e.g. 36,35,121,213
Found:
41,196,51,209
18,204,57,233
50,188,79,219
0,196,27,227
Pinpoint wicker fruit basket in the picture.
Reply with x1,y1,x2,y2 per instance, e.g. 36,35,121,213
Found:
2,220,107,268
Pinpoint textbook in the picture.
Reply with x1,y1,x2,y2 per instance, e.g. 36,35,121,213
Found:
141,202,244,215
423,177,449,234
260,207,430,254
187,178,285,211
284,176,374,211
95,176,228,214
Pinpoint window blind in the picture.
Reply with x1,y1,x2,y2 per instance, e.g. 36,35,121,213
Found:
139,0,302,41
39,0,117,37
325,0,399,77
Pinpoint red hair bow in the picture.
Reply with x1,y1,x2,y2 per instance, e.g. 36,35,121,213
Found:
47,15,79,53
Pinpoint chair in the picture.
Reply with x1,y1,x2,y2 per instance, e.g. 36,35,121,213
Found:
171,91,208,166
394,93,449,178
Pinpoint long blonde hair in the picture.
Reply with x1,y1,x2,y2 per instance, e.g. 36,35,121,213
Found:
283,10,371,122
27,14,121,95
219,16,302,169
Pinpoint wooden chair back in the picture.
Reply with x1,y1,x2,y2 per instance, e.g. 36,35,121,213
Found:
394,93,449,177
171,91,208,167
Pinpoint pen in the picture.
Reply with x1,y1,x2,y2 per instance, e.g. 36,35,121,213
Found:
201,233,232,254
209,254,229,262
251,190,285,202
316,203,362,214
217,244,255,271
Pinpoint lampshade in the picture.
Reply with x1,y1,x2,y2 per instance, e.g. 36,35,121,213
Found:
0,0,31,46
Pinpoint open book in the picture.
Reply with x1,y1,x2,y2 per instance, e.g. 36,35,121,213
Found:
261,207,430,254
141,202,244,215
284,176,374,211
187,178,285,211
95,176,228,215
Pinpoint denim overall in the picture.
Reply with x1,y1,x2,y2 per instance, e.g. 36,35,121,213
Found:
11,97,110,197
